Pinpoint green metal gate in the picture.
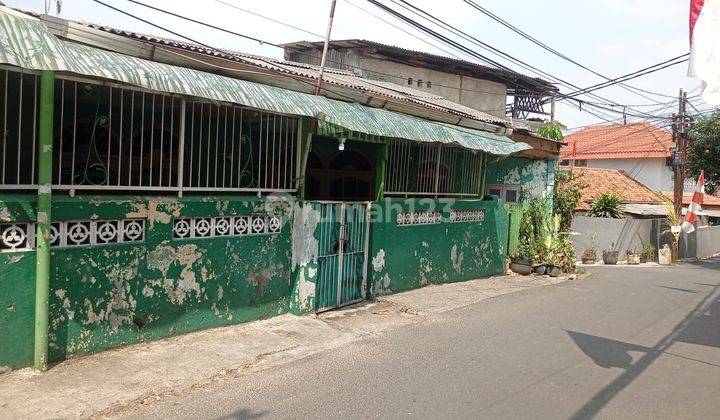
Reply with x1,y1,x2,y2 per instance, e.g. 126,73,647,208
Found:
506,203,524,257
313,202,371,312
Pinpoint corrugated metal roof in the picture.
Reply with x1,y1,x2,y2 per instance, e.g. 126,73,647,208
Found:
57,18,511,126
0,9,529,156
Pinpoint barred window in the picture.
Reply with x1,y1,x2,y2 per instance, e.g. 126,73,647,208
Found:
0,67,299,194
0,69,39,187
384,139,484,196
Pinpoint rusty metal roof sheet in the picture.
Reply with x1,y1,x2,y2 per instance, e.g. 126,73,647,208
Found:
0,9,529,155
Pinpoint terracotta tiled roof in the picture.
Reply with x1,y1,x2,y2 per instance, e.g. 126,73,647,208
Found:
559,166,665,210
560,122,672,160
661,192,720,209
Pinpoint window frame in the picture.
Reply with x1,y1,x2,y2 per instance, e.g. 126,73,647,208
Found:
486,184,522,203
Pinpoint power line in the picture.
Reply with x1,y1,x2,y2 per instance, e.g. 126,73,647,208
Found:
213,0,325,39
94,0,681,126
460,0,677,103
90,0,516,121
369,0,672,120
121,0,279,47
117,0,516,101
558,54,689,101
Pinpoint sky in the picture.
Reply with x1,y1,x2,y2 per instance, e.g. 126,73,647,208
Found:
8,0,709,130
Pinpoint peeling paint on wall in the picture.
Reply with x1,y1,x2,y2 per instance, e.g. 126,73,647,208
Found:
450,244,464,274
291,204,321,269
125,199,183,228
372,249,385,272
0,194,295,369
368,198,507,298
0,207,11,221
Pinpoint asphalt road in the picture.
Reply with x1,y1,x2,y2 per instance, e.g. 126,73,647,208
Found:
119,260,720,419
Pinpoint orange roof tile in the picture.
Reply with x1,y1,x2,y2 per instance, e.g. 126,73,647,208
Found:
558,166,665,210
560,122,672,160
661,192,720,209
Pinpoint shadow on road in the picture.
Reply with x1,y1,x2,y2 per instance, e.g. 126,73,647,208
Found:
568,259,720,419
566,331,651,370
658,285,699,293
217,408,266,419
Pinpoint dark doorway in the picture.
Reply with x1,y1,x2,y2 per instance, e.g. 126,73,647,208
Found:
305,140,376,201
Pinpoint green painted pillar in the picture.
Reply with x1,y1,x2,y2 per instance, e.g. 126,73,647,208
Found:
478,152,488,198
34,70,54,372
297,117,313,201
375,140,388,201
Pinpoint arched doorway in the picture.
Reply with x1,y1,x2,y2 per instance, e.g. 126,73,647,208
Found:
305,149,375,201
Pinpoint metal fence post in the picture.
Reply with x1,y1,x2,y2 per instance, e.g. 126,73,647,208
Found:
478,152,488,198
34,70,54,372
375,140,388,201
176,99,186,197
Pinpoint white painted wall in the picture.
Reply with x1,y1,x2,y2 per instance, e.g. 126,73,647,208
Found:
585,158,674,192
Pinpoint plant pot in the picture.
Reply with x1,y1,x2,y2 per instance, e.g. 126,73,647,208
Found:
627,255,640,265
602,252,619,265
581,257,596,264
534,264,547,275
547,265,562,277
639,256,648,264
509,260,533,275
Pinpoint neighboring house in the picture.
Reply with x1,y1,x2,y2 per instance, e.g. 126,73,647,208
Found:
560,122,674,192
282,39,558,120
662,193,720,222
559,166,667,218
0,8,560,369
563,166,720,262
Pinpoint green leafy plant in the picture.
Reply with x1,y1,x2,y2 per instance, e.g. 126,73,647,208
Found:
515,196,549,262
687,111,720,194
642,244,655,262
537,123,565,142
553,170,587,231
587,193,623,219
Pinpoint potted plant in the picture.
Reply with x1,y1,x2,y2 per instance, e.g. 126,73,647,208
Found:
602,243,619,265
626,248,640,265
640,244,655,263
580,232,598,264
510,242,535,275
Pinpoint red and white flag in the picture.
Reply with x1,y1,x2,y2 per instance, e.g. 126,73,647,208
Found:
681,171,705,233
689,0,720,105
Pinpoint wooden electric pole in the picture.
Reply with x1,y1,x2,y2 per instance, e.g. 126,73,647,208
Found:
314,0,337,96
671,89,687,264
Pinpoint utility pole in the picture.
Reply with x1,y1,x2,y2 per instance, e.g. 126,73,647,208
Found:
314,0,337,96
671,89,687,264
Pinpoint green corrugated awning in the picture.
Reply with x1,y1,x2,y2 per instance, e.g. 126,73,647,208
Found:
0,9,529,156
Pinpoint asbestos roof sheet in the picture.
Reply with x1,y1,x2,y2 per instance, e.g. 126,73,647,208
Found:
61,19,511,126
561,122,672,160
0,9,528,156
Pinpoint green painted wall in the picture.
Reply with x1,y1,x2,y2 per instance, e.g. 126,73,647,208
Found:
0,194,295,369
485,156,557,206
367,197,508,297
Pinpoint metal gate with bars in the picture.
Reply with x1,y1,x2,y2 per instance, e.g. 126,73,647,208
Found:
312,202,371,312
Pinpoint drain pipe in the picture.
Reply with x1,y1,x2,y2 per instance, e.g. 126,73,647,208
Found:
314,0,337,96
34,70,54,371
